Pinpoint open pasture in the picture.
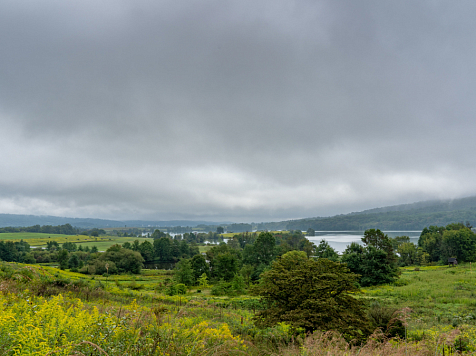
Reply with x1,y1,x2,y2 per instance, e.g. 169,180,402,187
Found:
363,264,476,333
0,232,92,245
0,232,150,250
3,262,476,354
77,236,150,251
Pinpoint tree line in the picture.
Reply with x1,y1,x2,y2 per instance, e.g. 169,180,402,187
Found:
2,223,474,284
0,223,79,235
171,230,320,295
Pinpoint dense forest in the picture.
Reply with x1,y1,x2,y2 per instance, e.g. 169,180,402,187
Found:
253,196,476,231
284,207,476,231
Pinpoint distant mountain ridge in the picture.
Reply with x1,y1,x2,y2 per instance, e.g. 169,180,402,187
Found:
0,214,229,229
3,196,476,231
353,196,476,215
283,196,476,231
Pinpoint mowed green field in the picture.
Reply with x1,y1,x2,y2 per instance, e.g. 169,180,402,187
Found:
220,231,285,238
0,232,150,251
76,236,151,251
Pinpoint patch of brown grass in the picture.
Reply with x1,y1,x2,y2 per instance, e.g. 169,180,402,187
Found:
278,330,433,356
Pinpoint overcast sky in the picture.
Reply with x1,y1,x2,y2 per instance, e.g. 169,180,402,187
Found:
1,0,476,223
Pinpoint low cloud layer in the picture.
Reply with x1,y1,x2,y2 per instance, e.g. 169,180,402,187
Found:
1,0,476,222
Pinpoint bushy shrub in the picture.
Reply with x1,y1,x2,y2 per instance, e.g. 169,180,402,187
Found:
127,279,144,290
166,284,177,296
211,279,233,296
176,283,187,295
367,303,405,339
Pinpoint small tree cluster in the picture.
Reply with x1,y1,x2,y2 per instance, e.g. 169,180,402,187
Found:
342,229,399,286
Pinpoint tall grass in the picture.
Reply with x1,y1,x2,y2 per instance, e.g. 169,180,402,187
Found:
2,262,476,355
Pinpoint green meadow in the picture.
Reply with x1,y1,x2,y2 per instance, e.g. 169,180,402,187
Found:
2,261,476,354
362,264,476,330
0,232,150,250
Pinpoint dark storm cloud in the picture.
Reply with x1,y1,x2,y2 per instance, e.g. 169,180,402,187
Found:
1,0,476,221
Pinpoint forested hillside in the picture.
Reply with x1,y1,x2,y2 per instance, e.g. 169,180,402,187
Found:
3,196,476,232
283,196,476,231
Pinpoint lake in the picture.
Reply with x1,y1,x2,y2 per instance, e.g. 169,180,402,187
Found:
306,231,420,253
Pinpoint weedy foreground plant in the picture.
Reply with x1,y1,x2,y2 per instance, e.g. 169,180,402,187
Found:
2,261,476,355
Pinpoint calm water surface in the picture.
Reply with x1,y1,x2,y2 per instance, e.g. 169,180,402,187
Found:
307,231,420,253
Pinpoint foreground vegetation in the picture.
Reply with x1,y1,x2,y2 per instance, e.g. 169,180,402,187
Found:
1,260,476,355
2,223,476,354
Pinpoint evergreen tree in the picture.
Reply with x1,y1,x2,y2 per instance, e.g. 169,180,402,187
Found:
252,251,371,341
68,254,80,269
174,258,195,286
57,249,69,270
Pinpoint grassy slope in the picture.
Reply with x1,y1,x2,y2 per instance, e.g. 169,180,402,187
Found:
2,262,476,354
363,264,476,331
0,232,150,250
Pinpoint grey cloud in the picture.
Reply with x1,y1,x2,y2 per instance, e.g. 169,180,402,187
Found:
1,0,476,222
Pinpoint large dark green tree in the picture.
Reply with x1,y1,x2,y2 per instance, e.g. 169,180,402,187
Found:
57,249,69,270
342,229,399,286
242,232,275,265
418,223,476,263
342,245,398,286
153,237,172,261
253,232,276,265
241,232,276,281
174,258,195,286
440,228,476,262
138,240,154,261
252,251,371,341
190,254,209,282
211,252,240,281
362,229,396,263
